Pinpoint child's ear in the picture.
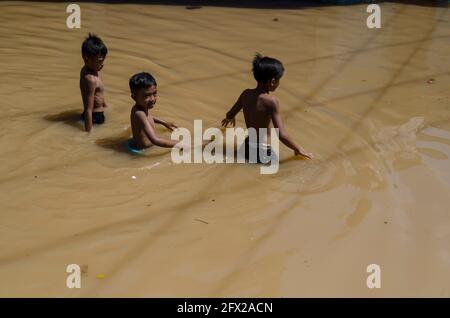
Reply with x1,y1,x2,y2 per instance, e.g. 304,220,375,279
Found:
270,78,276,86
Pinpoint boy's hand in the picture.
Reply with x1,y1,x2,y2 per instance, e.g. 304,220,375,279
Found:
221,117,235,128
164,121,178,131
294,148,314,159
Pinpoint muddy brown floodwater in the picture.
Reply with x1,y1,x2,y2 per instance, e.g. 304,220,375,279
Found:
0,1,449,297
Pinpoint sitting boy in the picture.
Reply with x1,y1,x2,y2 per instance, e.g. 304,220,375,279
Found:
129,72,181,151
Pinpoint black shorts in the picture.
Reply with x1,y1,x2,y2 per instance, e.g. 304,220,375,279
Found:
80,111,105,125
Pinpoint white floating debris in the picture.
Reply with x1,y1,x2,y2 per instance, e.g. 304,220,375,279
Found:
131,176,137,179
139,162,160,170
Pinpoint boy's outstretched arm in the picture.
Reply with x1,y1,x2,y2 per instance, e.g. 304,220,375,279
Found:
222,91,244,127
136,112,179,148
270,97,313,159
154,117,178,131
83,76,96,132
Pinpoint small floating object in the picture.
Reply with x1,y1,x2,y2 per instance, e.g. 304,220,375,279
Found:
146,162,160,170
131,176,137,179
427,78,435,84
273,18,279,22
96,274,106,279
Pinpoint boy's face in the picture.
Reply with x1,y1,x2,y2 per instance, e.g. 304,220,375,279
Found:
84,55,105,71
132,85,158,109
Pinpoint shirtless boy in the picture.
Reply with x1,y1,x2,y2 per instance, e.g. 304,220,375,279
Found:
79,33,108,132
129,72,180,151
222,54,313,162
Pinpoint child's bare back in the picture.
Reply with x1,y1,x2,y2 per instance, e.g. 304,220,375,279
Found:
239,88,277,144
222,54,313,159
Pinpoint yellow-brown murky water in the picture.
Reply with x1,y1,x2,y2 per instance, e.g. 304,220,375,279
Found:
0,1,449,297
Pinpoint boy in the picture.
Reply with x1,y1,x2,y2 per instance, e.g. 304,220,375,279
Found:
129,72,181,150
80,33,108,132
222,54,313,161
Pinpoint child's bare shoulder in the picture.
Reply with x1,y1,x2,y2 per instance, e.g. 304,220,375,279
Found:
81,72,98,87
131,106,143,116
131,107,150,122
258,94,278,107
240,88,252,97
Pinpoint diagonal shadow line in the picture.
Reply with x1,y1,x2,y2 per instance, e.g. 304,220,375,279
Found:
209,195,304,296
280,10,411,113
79,171,267,295
98,113,449,296
1,6,444,286
328,8,445,153
181,5,408,116
164,33,450,89
285,8,447,141
0,126,279,268
166,69,247,87
284,33,450,70
170,39,250,64
209,115,450,296
286,70,450,115
283,6,444,118
0,1,442,296
53,108,450,296
283,115,450,195
3,116,448,293
163,30,449,89
300,5,408,103
209,8,448,295
163,6,437,91
283,39,450,116
208,152,362,295
0,165,258,268
165,9,434,91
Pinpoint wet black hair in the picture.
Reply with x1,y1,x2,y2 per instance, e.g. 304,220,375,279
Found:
129,72,157,94
81,33,108,58
252,53,284,83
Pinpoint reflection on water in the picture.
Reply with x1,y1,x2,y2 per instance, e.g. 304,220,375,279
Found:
0,1,449,297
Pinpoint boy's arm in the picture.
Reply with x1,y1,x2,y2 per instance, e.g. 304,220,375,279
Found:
137,112,179,148
82,76,96,132
222,91,244,127
154,117,178,131
269,97,313,159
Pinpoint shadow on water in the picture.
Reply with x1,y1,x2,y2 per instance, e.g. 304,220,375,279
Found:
43,109,84,131
95,129,173,158
17,0,449,8
95,129,132,154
